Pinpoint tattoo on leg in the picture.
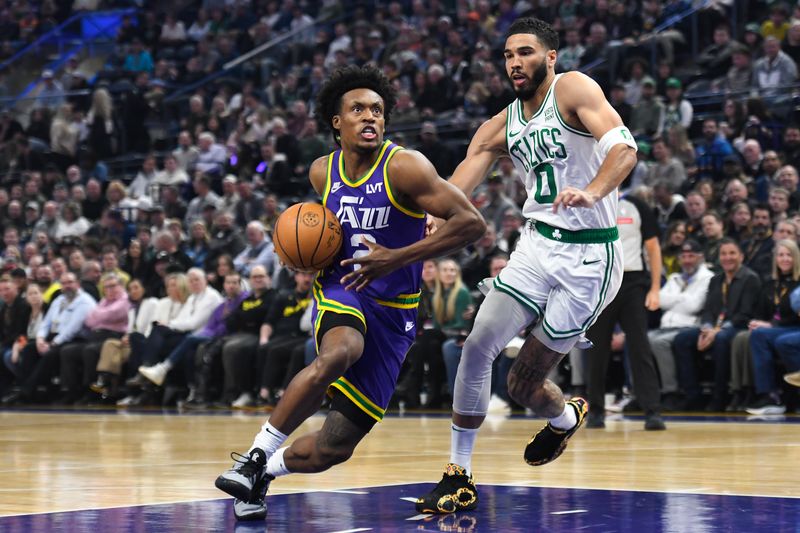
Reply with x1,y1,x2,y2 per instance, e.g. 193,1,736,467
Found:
510,357,550,385
507,336,567,416
317,411,366,450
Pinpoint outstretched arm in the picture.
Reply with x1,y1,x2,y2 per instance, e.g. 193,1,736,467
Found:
551,72,638,212
340,150,486,291
448,112,509,198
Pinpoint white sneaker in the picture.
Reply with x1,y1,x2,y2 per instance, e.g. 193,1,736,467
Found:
606,395,632,413
232,392,254,408
116,395,137,406
745,404,786,415
486,394,511,414
138,362,170,386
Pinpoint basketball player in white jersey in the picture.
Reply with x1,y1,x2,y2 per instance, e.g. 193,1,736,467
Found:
416,17,638,514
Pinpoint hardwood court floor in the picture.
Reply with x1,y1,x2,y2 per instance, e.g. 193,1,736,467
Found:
0,409,798,518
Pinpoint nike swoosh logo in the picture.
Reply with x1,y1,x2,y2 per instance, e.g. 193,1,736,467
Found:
582,259,602,265
508,129,522,137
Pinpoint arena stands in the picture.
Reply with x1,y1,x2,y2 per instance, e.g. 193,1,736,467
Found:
0,0,797,415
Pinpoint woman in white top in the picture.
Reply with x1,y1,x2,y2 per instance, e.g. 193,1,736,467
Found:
50,104,78,159
160,13,187,46
187,9,210,41
166,268,223,335
130,270,221,376
154,154,189,187
117,275,189,404
128,154,158,200
54,202,91,241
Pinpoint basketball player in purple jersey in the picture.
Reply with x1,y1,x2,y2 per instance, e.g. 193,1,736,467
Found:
215,65,485,521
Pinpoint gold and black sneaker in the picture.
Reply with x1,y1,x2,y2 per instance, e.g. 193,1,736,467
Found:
415,463,478,514
524,397,588,466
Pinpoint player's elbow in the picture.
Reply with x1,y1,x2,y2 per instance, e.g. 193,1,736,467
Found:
616,145,638,174
462,211,487,243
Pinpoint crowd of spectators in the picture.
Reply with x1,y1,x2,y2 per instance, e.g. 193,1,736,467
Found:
0,1,799,414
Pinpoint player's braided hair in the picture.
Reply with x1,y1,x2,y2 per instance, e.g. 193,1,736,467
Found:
315,65,397,146
506,17,560,51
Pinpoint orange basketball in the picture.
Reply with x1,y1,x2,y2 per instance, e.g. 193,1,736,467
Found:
273,202,343,271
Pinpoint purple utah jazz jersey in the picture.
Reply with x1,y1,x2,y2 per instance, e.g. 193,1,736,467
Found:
318,140,426,302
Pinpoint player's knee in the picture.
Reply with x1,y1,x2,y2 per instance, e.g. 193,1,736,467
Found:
462,320,501,360
311,345,359,386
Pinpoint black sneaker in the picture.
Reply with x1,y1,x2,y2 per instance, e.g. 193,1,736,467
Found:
745,393,786,415
726,391,745,412
644,411,667,430
585,410,605,429
233,469,274,521
660,392,684,412
215,449,267,502
524,397,588,466
415,463,479,514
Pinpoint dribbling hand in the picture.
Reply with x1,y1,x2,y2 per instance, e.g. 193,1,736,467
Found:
552,187,597,212
340,236,399,291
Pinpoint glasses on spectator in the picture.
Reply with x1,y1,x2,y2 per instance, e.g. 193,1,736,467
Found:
251,274,267,279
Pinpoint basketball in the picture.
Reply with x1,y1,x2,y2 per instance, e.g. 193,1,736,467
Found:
273,202,343,271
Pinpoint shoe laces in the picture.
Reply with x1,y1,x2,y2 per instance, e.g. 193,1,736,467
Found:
230,451,264,478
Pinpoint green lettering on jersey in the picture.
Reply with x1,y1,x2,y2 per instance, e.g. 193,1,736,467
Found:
510,140,531,173
538,129,553,158
508,127,567,185
520,136,539,170
533,162,557,203
550,128,567,159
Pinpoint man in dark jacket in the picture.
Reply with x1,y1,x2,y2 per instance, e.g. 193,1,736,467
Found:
253,271,313,406
0,276,31,389
218,265,275,406
208,212,246,267
673,239,761,411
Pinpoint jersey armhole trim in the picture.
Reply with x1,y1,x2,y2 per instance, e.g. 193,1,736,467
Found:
505,103,512,150
322,153,334,206
552,84,594,138
384,146,426,218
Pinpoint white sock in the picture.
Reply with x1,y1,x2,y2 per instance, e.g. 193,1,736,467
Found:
449,424,479,474
162,360,173,370
549,403,577,430
265,447,291,478
250,421,288,458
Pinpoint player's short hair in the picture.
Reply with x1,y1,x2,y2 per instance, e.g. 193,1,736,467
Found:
506,17,559,51
315,65,397,145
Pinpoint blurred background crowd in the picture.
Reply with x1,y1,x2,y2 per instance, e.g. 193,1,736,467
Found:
0,0,798,417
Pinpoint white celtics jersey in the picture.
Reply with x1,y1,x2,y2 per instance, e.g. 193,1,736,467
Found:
505,73,617,231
